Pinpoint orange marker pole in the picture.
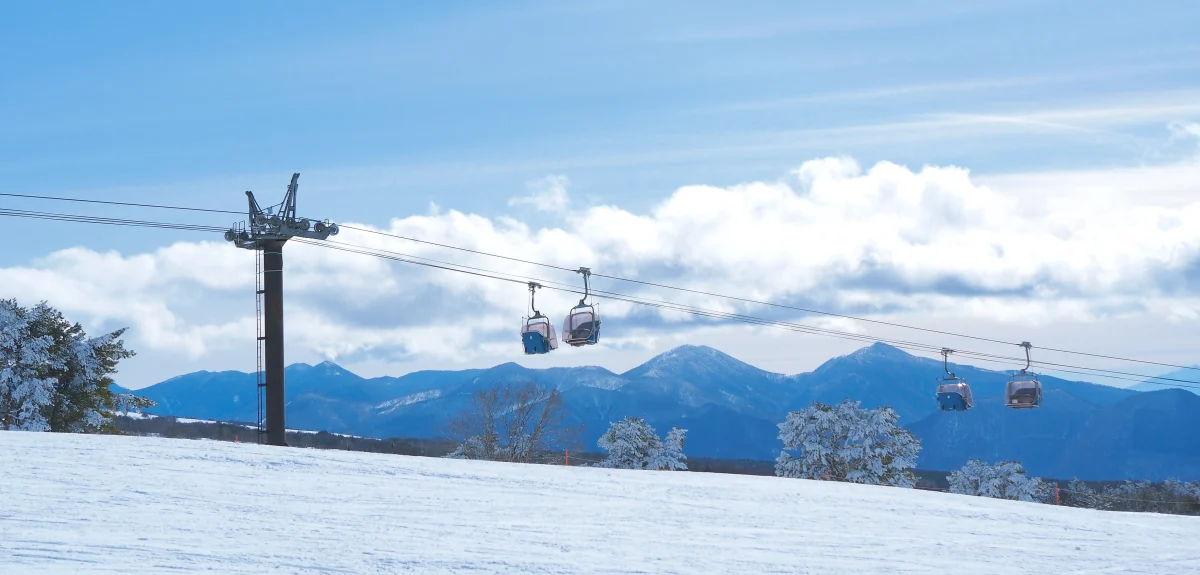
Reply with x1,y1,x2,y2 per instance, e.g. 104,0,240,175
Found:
565,449,569,466
235,435,238,443
1055,482,1060,505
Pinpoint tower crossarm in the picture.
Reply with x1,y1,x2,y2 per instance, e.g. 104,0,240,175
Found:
224,173,339,249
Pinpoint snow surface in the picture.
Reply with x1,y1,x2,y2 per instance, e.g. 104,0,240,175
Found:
2,432,1198,574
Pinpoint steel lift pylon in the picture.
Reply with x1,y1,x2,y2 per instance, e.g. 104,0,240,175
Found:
225,173,338,446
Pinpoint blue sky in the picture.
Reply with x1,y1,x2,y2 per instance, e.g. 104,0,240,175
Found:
1,1,1198,387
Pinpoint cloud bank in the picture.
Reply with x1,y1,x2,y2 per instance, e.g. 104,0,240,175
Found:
2,156,1198,386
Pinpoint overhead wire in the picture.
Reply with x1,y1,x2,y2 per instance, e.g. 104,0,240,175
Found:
1,196,1195,384
0,207,230,233
336,224,1198,373
0,192,244,214
339,224,578,273
292,237,1200,390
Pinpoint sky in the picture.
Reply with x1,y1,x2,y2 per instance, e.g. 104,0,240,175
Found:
1,0,1198,389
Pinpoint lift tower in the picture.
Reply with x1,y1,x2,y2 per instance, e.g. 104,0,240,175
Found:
225,173,338,446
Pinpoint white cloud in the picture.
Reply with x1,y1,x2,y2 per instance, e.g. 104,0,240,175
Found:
1169,121,1200,151
508,175,571,213
2,156,1198,386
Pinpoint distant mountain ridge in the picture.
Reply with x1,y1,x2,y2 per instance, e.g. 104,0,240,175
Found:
1127,366,1200,395
121,343,1200,481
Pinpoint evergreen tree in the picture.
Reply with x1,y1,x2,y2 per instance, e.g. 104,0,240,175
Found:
653,426,688,471
0,299,150,433
947,460,1048,502
1062,478,1100,508
0,300,55,430
775,399,920,487
597,417,688,470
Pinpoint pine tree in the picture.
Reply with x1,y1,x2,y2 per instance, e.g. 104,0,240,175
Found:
1062,478,1099,508
947,460,1048,502
775,399,920,487
597,417,688,470
0,300,55,431
0,299,150,433
650,426,688,471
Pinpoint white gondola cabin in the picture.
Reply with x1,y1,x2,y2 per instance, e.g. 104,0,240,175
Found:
562,267,600,347
1006,342,1042,409
521,282,558,355
563,305,600,346
935,349,974,411
1006,374,1042,409
936,380,974,411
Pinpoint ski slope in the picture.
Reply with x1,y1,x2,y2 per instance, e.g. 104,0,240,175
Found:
1,432,1197,574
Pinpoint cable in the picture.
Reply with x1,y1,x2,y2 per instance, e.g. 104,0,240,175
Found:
339,224,577,273
0,192,244,214
337,224,1198,373
292,237,1200,390
0,202,1194,384
296,238,1196,387
0,207,229,233
2,196,1194,373
301,238,1200,387
4,192,1196,372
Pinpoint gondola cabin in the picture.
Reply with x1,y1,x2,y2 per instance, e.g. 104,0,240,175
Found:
562,305,600,346
936,380,974,411
521,316,558,355
1005,374,1042,409
935,348,973,412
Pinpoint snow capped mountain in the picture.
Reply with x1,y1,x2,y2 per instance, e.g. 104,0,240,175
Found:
839,341,918,363
619,345,787,416
124,343,1200,480
625,344,774,380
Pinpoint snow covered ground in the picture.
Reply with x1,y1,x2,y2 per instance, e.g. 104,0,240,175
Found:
2,432,1198,574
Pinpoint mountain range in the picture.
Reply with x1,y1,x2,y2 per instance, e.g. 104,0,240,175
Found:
115,343,1200,481
1126,366,1200,395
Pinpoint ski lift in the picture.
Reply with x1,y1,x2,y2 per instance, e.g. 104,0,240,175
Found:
935,348,974,412
521,282,558,355
1006,341,1042,409
562,267,600,346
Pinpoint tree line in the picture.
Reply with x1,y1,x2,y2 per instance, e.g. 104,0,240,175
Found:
443,382,1200,515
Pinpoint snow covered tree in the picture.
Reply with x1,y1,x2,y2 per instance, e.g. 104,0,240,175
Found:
0,299,150,433
1061,478,1101,509
0,300,55,431
1096,480,1200,514
596,417,688,470
444,381,578,463
654,426,688,471
947,460,1049,502
775,399,920,487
